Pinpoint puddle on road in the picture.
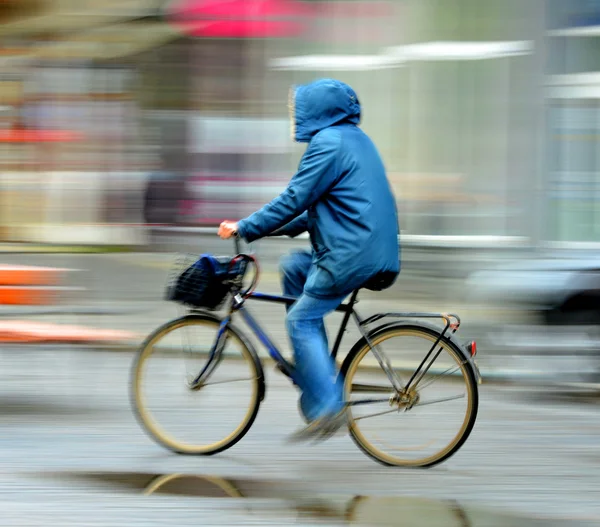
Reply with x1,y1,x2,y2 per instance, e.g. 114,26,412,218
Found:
41,471,583,526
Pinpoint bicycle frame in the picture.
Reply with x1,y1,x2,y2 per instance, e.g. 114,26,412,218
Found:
238,289,360,385
190,289,360,389
191,284,474,396
190,237,479,393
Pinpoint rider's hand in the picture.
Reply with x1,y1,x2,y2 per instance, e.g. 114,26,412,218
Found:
218,221,238,239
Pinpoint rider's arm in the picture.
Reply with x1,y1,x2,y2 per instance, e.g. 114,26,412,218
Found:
271,211,309,238
237,130,339,243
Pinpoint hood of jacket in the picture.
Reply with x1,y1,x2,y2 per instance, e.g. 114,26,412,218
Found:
290,78,361,143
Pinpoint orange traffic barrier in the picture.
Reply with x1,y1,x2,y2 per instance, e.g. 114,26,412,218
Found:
0,265,69,286
0,321,138,343
0,286,79,306
0,265,120,343
0,265,75,305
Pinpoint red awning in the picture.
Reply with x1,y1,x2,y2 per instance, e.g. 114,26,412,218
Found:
167,0,314,38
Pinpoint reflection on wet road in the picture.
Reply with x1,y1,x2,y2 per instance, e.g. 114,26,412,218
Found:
32,471,588,526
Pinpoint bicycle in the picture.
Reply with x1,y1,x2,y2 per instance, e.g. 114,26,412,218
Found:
131,236,482,467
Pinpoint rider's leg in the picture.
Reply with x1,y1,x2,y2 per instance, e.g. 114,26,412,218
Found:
280,250,317,417
286,292,346,422
279,250,312,300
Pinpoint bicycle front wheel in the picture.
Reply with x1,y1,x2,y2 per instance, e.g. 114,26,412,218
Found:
131,313,265,455
341,323,479,467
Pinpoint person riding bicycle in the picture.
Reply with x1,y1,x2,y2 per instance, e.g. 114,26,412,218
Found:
218,78,400,442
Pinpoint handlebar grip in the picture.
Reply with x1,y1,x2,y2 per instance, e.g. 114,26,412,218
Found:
234,234,241,255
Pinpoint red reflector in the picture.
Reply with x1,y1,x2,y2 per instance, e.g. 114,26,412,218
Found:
469,341,477,357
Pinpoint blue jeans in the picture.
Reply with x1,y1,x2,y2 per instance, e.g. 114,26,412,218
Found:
280,250,346,422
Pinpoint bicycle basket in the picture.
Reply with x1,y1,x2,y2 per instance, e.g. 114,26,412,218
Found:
165,253,245,310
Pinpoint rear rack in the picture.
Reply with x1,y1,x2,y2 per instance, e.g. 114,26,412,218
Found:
360,312,461,333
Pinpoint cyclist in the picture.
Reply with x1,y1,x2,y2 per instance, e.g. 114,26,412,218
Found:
218,78,400,442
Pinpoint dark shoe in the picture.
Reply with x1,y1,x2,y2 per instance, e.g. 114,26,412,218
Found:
286,408,347,444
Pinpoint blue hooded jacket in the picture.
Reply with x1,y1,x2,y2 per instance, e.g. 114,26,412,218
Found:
237,78,400,299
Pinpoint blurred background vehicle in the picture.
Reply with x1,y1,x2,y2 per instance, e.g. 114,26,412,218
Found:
467,251,600,386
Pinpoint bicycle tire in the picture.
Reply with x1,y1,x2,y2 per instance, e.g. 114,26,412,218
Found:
340,322,479,468
131,312,265,455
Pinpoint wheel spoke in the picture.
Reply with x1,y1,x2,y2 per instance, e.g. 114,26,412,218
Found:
197,376,257,388
353,407,401,421
414,364,462,391
413,393,465,407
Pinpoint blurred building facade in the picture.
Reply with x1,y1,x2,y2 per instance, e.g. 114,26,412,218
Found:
0,0,600,247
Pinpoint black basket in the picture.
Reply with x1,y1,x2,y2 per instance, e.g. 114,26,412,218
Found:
165,253,245,310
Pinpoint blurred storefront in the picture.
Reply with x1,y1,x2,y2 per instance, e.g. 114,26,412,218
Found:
155,0,549,246
2,0,600,249
0,0,177,244
268,0,545,245
147,0,315,226
546,0,600,245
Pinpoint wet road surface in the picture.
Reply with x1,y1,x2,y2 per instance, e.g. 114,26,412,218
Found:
1,348,600,526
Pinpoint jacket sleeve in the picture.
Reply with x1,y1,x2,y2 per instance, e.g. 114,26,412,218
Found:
271,211,309,238
237,131,339,243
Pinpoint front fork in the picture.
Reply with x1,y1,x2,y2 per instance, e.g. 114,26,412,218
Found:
188,316,230,390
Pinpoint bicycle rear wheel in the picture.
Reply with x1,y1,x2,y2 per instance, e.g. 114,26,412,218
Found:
131,313,264,455
341,323,478,467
